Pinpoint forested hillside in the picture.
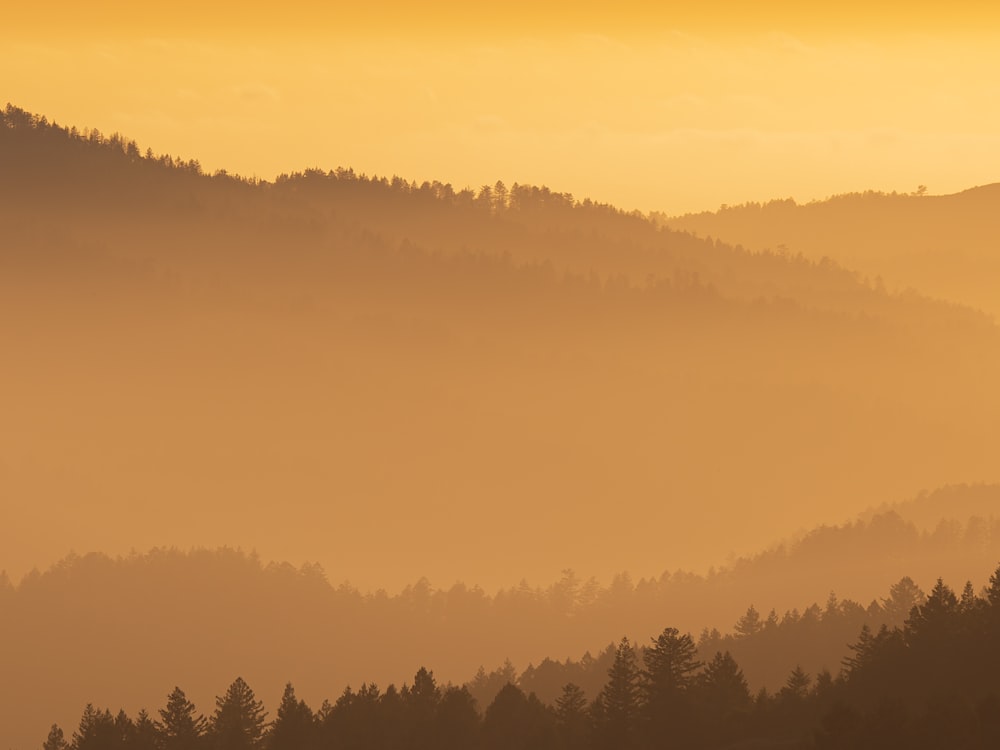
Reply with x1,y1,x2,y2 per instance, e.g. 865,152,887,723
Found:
39,564,1000,750
660,186,1000,319
3,104,999,595
4,104,1000,748
3,486,999,747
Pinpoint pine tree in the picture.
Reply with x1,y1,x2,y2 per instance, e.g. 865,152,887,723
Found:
554,684,590,749
555,683,588,724
882,576,926,627
157,687,207,750
435,686,480,750
698,651,751,715
267,683,313,750
482,684,552,750
696,651,752,746
594,637,640,749
408,667,440,714
906,578,958,644
42,724,69,750
643,627,701,697
113,710,135,749
780,666,811,702
642,628,701,745
209,677,268,750
72,704,115,750
132,710,159,750
843,624,876,675
987,564,1000,607
734,605,763,637
405,666,441,749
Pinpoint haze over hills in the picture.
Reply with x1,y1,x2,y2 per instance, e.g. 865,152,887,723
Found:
660,185,1000,319
3,484,999,749
4,106,1000,748
7,0,1000,744
3,103,1000,596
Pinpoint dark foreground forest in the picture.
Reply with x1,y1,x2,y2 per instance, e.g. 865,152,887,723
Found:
5,487,1000,750
46,566,1000,750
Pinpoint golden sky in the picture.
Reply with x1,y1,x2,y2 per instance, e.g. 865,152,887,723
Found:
6,1,1000,36
5,4,1000,213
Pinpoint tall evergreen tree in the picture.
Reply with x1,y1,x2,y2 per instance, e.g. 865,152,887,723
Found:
209,677,268,750
72,704,115,750
157,687,207,750
881,576,926,628
958,581,980,615
131,710,159,750
434,686,480,750
906,578,959,645
643,627,701,697
405,667,441,750
641,627,701,745
43,724,69,750
843,624,877,676
408,668,439,711
554,684,590,750
482,683,552,750
734,605,763,637
113,710,135,750
267,683,313,750
594,637,641,749
696,651,752,745
986,564,1000,607
780,666,811,702
698,651,751,715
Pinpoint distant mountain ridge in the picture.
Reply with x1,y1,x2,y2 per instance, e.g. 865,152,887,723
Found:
4,104,1000,748
4,102,992,327
3,100,1000,594
867,483,1000,530
660,183,1000,319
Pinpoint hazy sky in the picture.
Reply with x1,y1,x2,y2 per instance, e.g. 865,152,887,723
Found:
5,4,1000,214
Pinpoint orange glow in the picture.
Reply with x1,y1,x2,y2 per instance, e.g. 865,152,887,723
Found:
5,1,1000,37
4,15,1000,215
3,4,1000,747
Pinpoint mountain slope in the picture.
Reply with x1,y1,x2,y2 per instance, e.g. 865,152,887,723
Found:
2,102,1000,594
660,185,1000,319
3,485,1000,749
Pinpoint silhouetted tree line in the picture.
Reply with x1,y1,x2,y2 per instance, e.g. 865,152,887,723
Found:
658,177,1000,326
8,103,1000,749
0,104,210,188
42,565,1000,749
464,574,921,709
3,100,941,326
8,97,997,365
7,506,1000,727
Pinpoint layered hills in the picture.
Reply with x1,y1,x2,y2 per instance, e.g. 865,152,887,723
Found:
3,104,999,595
2,484,999,748
661,185,1000,319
